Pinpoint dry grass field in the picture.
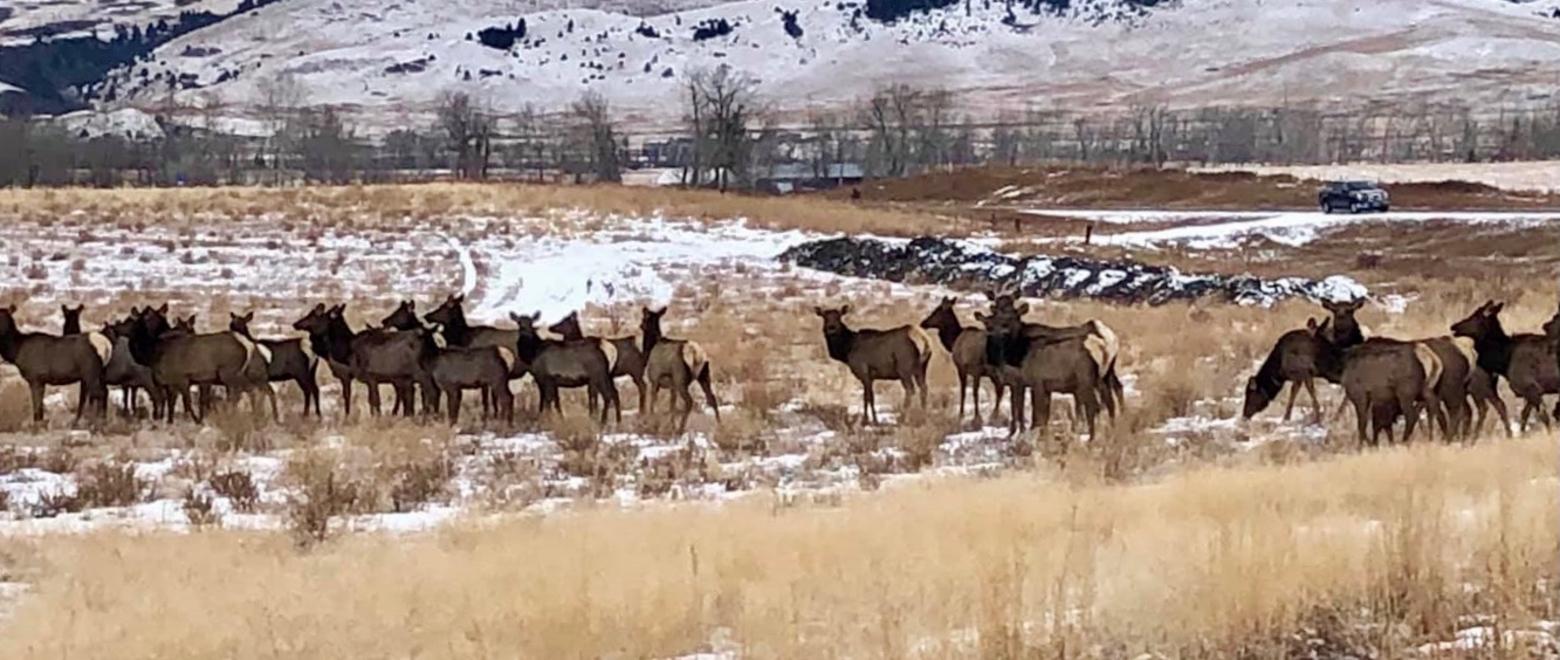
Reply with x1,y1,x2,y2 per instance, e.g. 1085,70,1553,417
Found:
0,181,1557,657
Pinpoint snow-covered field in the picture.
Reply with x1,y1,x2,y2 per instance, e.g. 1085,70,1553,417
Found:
1023,208,1560,250
87,0,1560,132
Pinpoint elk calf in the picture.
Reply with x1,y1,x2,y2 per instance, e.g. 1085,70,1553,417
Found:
814,305,931,426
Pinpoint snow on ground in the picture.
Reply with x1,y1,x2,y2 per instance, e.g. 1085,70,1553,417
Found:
1196,161,1560,194
1023,209,1560,249
94,0,1560,132
461,213,815,323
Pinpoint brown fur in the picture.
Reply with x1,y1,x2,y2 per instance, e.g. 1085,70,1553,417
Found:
0,305,108,423
641,306,721,433
814,304,929,426
978,304,1102,443
511,312,620,424
549,312,648,411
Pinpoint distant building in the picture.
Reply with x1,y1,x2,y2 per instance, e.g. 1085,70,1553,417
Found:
754,163,864,194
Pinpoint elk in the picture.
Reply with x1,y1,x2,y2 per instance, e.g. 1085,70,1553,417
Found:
126,305,265,423
1310,319,1444,446
549,311,648,411
424,294,527,414
510,312,620,423
292,303,435,418
1451,300,1560,431
418,331,515,425
640,306,720,432
102,313,165,419
229,311,322,418
920,297,1007,426
813,305,930,426
0,305,110,423
1241,326,1330,422
979,302,1104,443
984,291,1122,423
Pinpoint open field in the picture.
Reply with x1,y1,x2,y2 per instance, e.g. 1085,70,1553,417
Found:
0,182,1558,656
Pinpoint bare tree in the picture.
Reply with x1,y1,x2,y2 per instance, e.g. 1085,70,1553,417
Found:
436,91,494,180
256,73,304,180
292,105,358,184
684,65,761,191
570,91,622,183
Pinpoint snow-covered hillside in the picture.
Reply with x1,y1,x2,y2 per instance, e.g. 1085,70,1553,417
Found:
86,0,1560,133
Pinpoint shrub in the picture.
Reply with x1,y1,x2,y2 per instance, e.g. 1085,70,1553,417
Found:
284,453,365,547
76,460,151,508
208,470,259,513
182,488,222,529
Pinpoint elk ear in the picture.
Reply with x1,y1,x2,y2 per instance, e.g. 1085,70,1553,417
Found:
508,312,523,323
1014,302,1029,315
813,306,827,317
1490,302,1505,315
983,289,998,301
974,311,989,323
1306,317,1319,331
243,311,254,322
156,303,169,314
1349,299,1365,311
229,312,239,320
455,294,465,303
840,303,852,315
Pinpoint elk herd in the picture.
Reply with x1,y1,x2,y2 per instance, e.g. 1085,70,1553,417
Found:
0,296,720,432
1,289,1556,449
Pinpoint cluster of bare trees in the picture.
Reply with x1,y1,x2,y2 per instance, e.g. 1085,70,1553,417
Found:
13,71,1560,189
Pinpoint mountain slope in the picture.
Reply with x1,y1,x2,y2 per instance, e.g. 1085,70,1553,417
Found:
96,0,1560,133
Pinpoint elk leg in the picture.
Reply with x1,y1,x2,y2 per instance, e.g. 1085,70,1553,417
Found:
696,365,719,424
899,372,916,416
915,365,928,411
632,374,647,412
861,378,874,427
447,387,462,426
676,377,694,433
366,381,383,416
1282,381,1300,422
1078,387,1100,443
1031,387,1051,451
1303,379,1322,423
1109,369,1126,420
646,378,660,417
989,377,1005,426
1350,393,1369,447
26,381,46,424
180,386,200,424
1490,395,1512,438
957,372,968,422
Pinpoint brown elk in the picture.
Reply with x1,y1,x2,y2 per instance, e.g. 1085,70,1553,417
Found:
510,312,620,423
292,303,436,418
1241,326,1330,422
640,306,720,432
1451,301,1560,431
424,294,529,414
103,313,165,419
0,305,110,423
1310,320,1444,445
979,302,1104,443
920,297,1008,426
418,331,515,425
813,305,930,426
126,305,265,423
229,312,322,418
983,291,1122,423
548,311,647,412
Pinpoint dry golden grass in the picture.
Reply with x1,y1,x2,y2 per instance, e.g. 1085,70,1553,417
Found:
0,436,1552,658
0,183,961,237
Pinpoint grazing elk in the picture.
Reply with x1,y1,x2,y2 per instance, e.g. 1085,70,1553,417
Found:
292,303,435,418
0,305,110,423
549,311,648,412
813,305,931,426
230,312,322,418
1451,301,1560,431
126,305,266,423
102,313,165,419
1242,325,1331,422
984,291,1122,423
418,331,515,425
61,304,84,335
510,312,620,423
640,306,720,432
979,302,1104,443
920,297,1008,426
